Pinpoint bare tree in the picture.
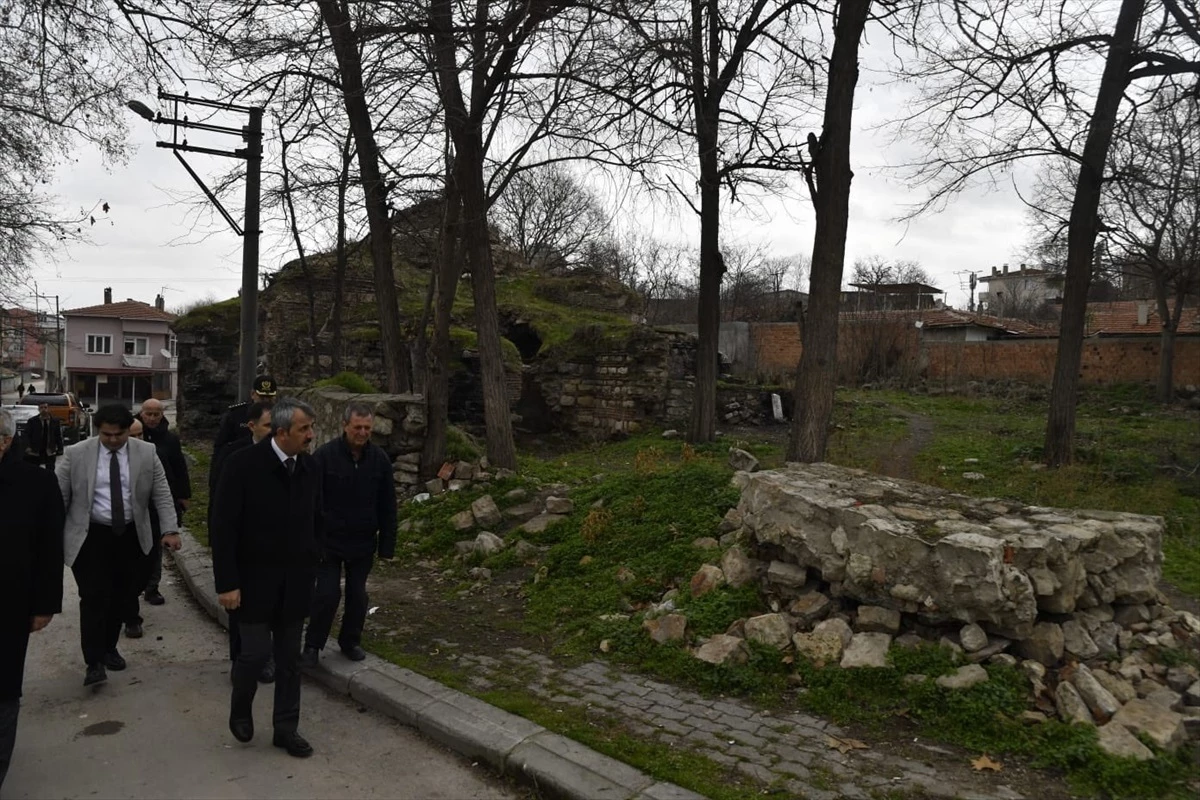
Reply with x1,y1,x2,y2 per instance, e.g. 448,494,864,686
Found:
898,0,1200,465
1107,90,1200,400
614,0,819,442
789,0,875,462
490,163,611,269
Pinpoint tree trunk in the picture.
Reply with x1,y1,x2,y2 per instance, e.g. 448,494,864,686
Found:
1043,0,1144,466
1156,284,1179,403
787,0,871,462
458,141,517,469
330,134,352,374
318,0,410,393
422,162,464,478
691,119,723,443
278,131,319,370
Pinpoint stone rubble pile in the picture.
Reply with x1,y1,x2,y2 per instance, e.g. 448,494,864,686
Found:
637,457,1200,760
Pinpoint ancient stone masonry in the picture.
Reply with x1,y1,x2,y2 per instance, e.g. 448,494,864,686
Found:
655,459,1200,755
292,387,427,500
735,464,1163,640
528,328,775,436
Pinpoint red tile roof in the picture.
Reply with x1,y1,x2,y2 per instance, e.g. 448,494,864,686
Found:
63,300,176,322
1082,300,1200,336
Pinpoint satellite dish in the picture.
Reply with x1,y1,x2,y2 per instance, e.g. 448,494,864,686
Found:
160,349,173,358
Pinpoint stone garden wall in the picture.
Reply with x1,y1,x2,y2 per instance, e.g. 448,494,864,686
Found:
291,387,427,499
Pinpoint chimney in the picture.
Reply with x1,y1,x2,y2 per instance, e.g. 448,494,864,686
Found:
155,294,165,311
1137,302,1150,326
1002,263,1009,275
103,287,112,304
991,266,998,276
1019,263,1026,273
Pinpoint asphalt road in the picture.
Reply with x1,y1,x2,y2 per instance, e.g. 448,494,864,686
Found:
5,561,521,800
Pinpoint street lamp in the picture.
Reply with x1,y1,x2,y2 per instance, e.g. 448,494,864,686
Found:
127,89,264,401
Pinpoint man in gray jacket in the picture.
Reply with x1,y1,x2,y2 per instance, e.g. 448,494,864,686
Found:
56,404,180,687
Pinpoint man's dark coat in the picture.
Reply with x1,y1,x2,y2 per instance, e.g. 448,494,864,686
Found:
313,436,397,560
211,438,323,624
23,415,63,459
136,416,191,508
0,448,65,700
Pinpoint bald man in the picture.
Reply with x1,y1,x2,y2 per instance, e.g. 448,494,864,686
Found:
134,399,191,607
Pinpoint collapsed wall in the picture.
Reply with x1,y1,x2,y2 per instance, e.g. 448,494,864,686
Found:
735,463,1163,641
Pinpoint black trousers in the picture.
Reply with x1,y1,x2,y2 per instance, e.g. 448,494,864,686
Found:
71,523,147,666
231,618,303,734
0,697,17,791
306,553,373,651
23,453,55,471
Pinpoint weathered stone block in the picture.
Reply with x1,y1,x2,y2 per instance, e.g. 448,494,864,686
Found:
744,613,792,649
736,464,1162,640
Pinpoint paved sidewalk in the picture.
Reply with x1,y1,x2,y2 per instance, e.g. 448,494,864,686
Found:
170,531,701,800
173,530,1031,800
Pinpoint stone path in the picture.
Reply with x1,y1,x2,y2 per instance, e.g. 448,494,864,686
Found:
453,646,1027,800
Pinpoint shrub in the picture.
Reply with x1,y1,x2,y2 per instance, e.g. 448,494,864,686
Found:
313,371,378,393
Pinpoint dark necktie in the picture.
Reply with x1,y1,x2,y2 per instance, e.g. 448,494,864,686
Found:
110,450,126,534
285,457,296,476
42,420,49,454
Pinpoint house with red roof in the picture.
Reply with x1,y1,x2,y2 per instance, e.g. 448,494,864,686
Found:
64,288,178,406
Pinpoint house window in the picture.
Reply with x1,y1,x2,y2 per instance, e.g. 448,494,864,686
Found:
124,336,149,356
168,334,178,358
86,334,112,355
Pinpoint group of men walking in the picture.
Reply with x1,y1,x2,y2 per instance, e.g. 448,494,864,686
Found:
1,373,399,789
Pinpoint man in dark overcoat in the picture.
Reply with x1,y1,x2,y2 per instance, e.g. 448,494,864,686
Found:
0,409,65,791
212,374,277,456
211,396,322,758
24,403,63,471
133,398,191,607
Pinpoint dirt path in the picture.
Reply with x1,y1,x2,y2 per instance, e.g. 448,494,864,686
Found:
877,410,936,481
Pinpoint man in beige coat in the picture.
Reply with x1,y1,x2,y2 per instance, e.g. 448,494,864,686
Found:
56,404,180,686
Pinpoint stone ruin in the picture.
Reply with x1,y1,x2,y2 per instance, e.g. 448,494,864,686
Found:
650,461,1200,760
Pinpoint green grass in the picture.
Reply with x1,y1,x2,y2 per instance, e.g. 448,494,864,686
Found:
181,444,211,548
312,371,379,393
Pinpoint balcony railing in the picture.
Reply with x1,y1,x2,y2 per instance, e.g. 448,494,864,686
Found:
123,354,153,369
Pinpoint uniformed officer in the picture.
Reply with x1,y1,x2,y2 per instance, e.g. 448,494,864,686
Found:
213,375,278,456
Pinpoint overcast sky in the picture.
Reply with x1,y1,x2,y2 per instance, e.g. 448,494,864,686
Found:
24,34,1041,316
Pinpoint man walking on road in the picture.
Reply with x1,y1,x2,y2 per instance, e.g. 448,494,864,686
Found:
0,410,65,792
56,404,181,686
208,401,276,683
212,397,322,758
302,401,396,667
24,403,63,471
135,399,191,607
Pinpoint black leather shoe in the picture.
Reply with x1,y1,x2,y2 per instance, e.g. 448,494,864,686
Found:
258,657,276,684
299,647,319,669
229,713,254,743
144,588,166,606
84,664,108,686
340,644,367,662
273,731,313,758
125,622,144,639
103,650,127,671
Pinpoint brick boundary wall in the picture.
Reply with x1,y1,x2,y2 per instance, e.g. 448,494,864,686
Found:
750,322,1200,387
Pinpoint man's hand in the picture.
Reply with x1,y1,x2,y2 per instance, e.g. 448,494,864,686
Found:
179,499,191,510
218,590,241,610
161,533,182,552
30,615,53,632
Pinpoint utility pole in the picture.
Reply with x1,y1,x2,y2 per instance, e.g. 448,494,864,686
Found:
55,295,62,391
127,91,265,400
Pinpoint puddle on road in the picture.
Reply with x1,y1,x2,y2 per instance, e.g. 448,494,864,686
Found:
78,720,125,737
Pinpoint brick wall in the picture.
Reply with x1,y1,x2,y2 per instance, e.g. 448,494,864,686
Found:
749,322,1200,387
925,337,1200,386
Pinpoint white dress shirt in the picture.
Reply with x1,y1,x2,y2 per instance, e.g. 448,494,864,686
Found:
91,442,133,525
270,438,291,465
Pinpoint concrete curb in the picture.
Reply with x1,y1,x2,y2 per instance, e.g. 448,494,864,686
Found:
170,531,704,800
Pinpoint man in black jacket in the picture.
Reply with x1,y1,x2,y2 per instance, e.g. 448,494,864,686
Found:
212,396,321,759
212,375,277,457
0,410,65,791
24,403,63,470
208,401,276,683
134,399,191,606
301,401,396,666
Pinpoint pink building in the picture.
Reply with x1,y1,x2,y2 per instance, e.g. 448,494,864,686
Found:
64,289,178,406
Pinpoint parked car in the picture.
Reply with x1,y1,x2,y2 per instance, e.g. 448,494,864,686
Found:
18,392,93,443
